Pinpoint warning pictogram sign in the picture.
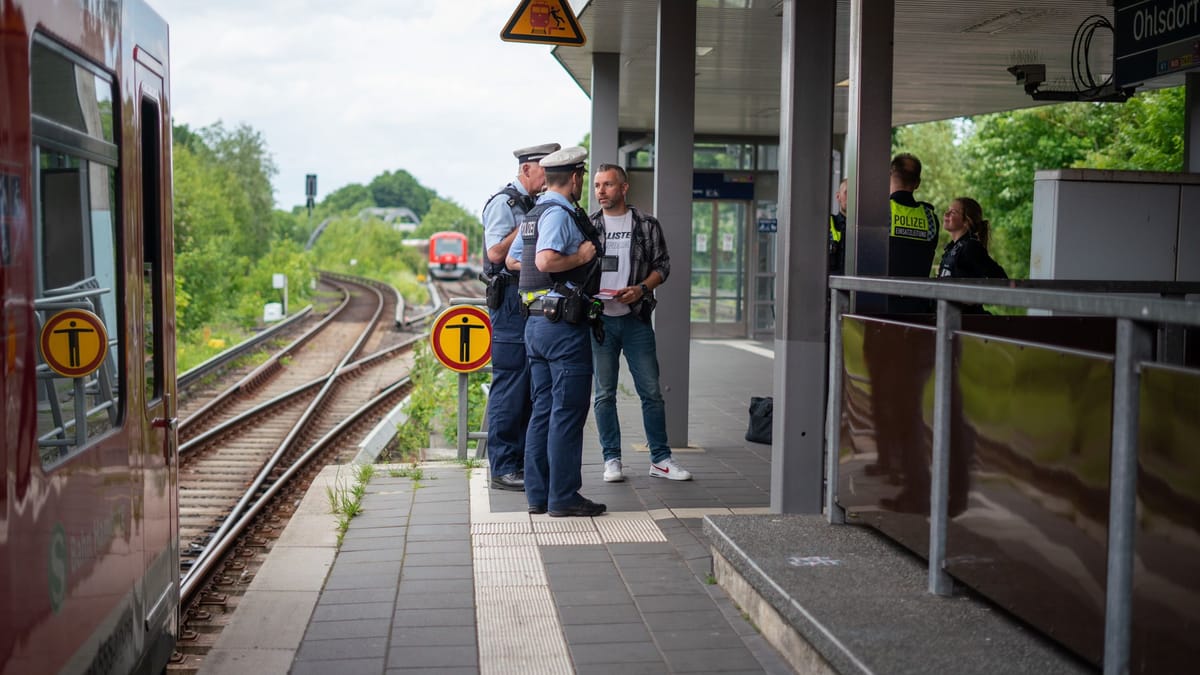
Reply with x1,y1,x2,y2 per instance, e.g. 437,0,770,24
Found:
40,309,108,378
501,0,587,46
430,305,492,373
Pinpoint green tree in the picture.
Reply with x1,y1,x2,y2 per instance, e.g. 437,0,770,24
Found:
961,102,1118,278
1083,87,1184,171
369,169,436,216
412,198,482,242
893,119,968,217
321,183,374,213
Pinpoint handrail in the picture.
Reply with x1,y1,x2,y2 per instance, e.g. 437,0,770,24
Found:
822,275,1198,675
827,276,1200,326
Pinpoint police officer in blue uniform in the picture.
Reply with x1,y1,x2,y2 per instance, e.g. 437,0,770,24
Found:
480,142,560,491
506,146,606,517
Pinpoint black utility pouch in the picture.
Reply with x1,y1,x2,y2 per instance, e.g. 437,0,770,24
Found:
542,296,563,322
561,293,587,324
485,275,506,309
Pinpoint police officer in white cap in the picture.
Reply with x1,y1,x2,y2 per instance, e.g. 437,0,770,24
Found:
480,142,560,492
507,146,606,517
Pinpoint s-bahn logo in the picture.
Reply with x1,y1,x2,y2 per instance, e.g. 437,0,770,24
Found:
430,305,492,373
39,309,108,378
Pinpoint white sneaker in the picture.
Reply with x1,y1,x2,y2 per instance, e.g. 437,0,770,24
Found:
603,458,625,482
649,457,692,481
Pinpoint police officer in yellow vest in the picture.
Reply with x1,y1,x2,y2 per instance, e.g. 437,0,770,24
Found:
829,178,847,275
887,153,939,311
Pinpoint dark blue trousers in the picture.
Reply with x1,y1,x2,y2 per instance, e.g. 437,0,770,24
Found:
485,282,531,477
523,314,593,510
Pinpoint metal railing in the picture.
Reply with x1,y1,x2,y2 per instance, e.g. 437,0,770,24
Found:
823,276,1200,675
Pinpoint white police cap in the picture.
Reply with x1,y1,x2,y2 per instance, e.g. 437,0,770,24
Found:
540,146,588,172
514,143,561,164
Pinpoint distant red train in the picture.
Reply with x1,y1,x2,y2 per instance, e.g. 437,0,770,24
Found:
428,230,470,280
1,1,178,674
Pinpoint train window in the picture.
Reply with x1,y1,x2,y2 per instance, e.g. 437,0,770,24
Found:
434,236,463,257
31,36,123,467
142,97,164,400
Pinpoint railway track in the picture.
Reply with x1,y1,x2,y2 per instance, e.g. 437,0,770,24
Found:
168,273,484,673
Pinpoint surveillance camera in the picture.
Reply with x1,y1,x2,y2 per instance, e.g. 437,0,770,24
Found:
1007,63,1046,91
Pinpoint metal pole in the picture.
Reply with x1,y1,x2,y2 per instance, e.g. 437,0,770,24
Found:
825,287,848,524
457,372,468,461
1103,318,1152,675
928,299,960,596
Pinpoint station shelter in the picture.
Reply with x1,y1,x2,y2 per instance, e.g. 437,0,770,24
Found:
540,2,1200,672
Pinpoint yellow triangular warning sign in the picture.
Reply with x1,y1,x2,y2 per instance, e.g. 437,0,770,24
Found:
500,0,587,47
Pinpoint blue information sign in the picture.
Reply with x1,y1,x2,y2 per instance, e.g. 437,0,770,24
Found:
692,172,755,200
757,219,778,233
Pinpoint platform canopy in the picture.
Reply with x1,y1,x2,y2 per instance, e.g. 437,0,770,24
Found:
552,0,1185,136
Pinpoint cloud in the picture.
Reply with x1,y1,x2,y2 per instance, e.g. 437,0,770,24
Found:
154,0,591,215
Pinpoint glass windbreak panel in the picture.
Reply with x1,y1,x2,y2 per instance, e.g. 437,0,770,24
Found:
713,202,744,323
142,99,164,400
31,41,114,143
691,202,714,321
32,39,122,469
628,146,654,169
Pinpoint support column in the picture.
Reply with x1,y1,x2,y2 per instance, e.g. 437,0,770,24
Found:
1186,72,1200,172
653,0,696,448
845,0,894,311
590,52,620,177
772,0,836,514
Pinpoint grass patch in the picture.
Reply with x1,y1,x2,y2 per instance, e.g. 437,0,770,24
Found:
326,464,375,546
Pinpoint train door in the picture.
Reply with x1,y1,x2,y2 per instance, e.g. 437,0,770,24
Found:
690,200,749,338
134,50,179,662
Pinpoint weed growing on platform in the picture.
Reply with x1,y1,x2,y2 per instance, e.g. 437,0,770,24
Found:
390,466,424,481
457,457,483,470
327,464,374,546
705,573,717,585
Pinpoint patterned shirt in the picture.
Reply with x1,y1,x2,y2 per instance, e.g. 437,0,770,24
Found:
589,205,670,320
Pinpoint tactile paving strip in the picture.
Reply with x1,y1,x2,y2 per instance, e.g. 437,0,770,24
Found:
472,522,534,535
531,518,596,533
536,531,604,546
472,533,538,547
474,549,546,587
477,586,572,675
595,517,669,543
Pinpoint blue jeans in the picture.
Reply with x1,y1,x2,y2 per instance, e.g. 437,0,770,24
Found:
523,315,593,510
591,313,670,464
485,283,531,477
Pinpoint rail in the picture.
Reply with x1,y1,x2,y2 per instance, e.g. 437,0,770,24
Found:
178,305,313,389
823,276,1200,675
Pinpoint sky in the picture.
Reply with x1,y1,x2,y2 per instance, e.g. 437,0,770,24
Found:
152,0,592,217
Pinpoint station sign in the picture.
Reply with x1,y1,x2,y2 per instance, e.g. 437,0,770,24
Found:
693,172,755,201
501,0,587,46
39,309,108,378
1115,0,1200,86
430,305,492,373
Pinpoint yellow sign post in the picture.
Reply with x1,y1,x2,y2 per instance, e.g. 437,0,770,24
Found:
430,305,492,373
39,309,108,378
501,0,586,46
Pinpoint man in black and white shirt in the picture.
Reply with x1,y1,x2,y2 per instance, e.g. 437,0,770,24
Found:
589,164,692,483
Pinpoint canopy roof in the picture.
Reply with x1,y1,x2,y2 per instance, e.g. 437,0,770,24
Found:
552,0,1183,136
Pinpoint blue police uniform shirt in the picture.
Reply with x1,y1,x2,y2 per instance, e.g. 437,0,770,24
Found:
482,181,531,252
506,190,582,269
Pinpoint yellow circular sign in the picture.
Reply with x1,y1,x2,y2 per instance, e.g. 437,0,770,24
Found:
40,309,108,378
430,306,492,373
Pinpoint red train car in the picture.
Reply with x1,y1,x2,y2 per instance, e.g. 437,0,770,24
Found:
428,230,470,280
1,1,178,673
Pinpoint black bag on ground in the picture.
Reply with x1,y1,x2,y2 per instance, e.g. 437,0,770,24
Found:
745,396,773,444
